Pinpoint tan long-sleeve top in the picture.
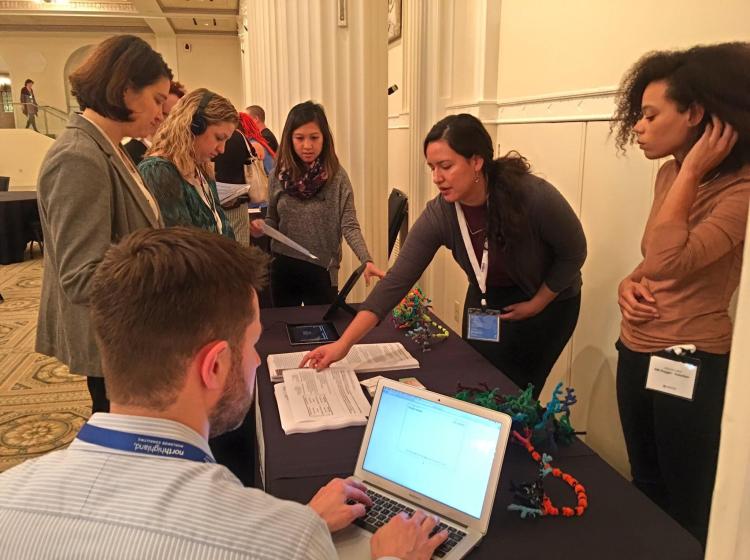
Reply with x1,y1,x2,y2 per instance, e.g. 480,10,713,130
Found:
621,160,750,354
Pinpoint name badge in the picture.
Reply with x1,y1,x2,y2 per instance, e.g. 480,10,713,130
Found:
467,308,500,342
646,352,701,401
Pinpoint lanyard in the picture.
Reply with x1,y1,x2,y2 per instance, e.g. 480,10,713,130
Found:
76,423,215,463
455,202,489,308
196,170,223,233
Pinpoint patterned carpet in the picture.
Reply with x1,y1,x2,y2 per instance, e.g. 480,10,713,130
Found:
0,254,91,473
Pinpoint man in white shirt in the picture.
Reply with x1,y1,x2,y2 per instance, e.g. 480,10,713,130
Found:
0,227,446,560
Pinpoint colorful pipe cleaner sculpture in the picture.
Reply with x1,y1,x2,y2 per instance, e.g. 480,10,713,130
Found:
391,287,449,351
455,382,588,519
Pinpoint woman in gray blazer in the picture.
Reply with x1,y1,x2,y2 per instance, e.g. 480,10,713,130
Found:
36,35,172,413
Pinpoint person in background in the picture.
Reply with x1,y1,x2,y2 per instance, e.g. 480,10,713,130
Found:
247,103,279,152
20,79,38,132
302,114,586,400
213,112,276,245
139,88,236,238
250,100,385,307
244,111,276,175
612,42,750,546
35,35,171,415
123,80,186,165
0,227,447,560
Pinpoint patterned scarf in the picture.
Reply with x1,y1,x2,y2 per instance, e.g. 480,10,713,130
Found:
279,158,328,199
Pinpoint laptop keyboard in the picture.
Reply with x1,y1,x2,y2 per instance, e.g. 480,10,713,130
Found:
349,488,467,558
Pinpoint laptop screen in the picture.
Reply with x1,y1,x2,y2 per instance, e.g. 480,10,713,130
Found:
362,386,503,519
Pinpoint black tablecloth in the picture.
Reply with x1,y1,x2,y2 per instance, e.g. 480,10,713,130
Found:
255,305,702,560
0,192,38,265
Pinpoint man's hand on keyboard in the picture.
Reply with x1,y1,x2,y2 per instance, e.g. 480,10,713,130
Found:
308,477,372,532
370,510,449,560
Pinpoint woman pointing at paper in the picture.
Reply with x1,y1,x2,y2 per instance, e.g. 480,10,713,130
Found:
303,114,586,398
612,43,750,546
250,101,385,307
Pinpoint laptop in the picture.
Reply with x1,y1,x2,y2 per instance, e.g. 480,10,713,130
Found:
334,378,512,559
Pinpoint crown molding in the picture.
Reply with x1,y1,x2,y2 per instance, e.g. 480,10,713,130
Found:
442,86,620,124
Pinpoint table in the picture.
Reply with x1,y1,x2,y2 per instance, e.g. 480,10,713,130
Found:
255,305,702,560
0,191,39,265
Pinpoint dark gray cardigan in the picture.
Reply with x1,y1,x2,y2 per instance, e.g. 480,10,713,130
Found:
265,166,372,283
362,174,587,319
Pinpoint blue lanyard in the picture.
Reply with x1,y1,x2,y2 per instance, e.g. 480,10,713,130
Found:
76,423,215,464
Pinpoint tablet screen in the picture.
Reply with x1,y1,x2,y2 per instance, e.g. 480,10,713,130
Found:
286,322,340,345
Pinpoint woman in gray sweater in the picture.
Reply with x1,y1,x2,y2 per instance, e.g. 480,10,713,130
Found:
251,101,384,306
303,114,587,397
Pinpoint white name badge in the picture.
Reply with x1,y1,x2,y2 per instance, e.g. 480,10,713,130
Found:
646,354,700,401
467,308,500,342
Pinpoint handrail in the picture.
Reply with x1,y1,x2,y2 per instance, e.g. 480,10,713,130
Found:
10,102,69,118
40,105,69,119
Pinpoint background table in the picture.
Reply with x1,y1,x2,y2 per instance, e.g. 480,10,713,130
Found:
0,191,39,265
255,304,702,560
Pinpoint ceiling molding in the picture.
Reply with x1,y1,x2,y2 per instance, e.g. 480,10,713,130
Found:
0,0,136,14
0,23,151,32
0,0,237,32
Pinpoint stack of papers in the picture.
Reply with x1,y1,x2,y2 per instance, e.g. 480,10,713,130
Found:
215,181,250,205
275,368,371,435
266,342,419,383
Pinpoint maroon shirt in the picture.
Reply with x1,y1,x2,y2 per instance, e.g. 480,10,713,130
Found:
459,203,514,288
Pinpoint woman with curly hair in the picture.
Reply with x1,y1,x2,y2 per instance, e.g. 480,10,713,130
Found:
612,42,750,545
139,88,238,238
302,113,587,398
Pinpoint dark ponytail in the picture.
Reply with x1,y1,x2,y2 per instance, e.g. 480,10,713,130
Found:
424,114,531,249
486,152,530,248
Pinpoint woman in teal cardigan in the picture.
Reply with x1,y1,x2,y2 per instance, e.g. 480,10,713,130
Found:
140,88,238,238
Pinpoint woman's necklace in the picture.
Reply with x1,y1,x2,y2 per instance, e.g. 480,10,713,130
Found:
195,169,218,220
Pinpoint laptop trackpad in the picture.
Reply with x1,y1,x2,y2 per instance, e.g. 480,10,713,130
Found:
333,524,372,560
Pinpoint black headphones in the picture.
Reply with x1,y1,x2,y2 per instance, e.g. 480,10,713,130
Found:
190,90,214,136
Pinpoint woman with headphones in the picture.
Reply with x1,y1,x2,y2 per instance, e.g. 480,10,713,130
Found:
139,88,238,238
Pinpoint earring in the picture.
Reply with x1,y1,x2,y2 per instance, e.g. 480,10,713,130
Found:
473,172,480,183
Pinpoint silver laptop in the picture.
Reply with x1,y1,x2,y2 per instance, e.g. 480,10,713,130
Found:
334,378,512,559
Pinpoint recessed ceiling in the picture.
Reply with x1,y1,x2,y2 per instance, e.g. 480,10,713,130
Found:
0,13,151,32
169,15,235,32
159,0,237,11
0,0,238,33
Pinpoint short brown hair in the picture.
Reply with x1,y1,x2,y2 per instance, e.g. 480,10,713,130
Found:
246,105,265,122
69,35,172,122
170,81,187,98
90,227,268,409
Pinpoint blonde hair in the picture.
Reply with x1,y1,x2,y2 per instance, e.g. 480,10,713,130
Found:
148,88,238,180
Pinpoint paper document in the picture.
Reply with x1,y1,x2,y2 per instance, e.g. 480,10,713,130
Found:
284,368,371,419
267,342,419,383
274,368,371,434
215,182,249,205
262,222,318,260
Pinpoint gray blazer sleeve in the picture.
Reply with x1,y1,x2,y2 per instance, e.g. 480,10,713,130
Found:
38,148,113,305
533,181,587,293
338,169,372,264
361,202,445,319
